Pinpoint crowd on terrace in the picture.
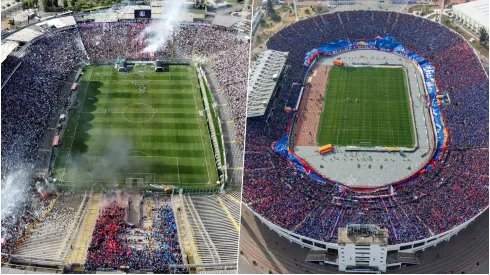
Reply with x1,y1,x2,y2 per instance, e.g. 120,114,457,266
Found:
85,199,183,273
1,30,86,176
244,10,489,245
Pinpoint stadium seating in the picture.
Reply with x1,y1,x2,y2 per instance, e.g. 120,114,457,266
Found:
12,193,88,265
183,195,239,265
244,11,489,245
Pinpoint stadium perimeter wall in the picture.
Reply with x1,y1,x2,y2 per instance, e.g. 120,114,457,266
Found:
245,203,489,257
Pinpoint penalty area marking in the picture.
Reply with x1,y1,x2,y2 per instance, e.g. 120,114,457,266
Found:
121,103,155,123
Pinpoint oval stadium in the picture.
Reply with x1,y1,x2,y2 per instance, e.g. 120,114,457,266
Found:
1,2,248,273
242,9,488,273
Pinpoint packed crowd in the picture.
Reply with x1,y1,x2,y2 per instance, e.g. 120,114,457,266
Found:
1,29,87,175
85,199,183,272
1,56,21,83
78,23,248,145
244,10,489,244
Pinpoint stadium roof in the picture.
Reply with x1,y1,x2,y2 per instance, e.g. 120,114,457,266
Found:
212,15,242,28
1,41,19,63
247,50,288,118
6,28,43,43
36,16,76,29
452,0,489,31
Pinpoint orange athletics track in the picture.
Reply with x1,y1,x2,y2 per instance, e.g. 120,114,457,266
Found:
293,65,330,146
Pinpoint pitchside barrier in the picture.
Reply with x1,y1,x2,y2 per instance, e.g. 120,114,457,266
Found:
274,34,448,191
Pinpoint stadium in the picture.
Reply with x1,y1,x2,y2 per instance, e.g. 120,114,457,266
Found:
1,1,248,273
243,10,488,273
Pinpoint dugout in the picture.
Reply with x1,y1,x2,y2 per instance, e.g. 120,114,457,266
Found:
117,60,128,72
154,60,168,72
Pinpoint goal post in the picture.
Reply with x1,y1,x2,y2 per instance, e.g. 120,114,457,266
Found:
359,142,373,148
115,173,155,187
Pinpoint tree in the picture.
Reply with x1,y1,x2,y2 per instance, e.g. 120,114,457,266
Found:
53,0,58,7
63,0,68,7
305,8,310,14
74,1,80,10
22,0,28,9
266,0,274,15
444,18,451,26
479,27,488,46
70,0,75,7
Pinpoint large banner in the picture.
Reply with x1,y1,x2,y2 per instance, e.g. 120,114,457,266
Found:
273,35,448,191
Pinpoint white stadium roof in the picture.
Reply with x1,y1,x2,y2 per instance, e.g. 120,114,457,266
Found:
1,41,19,63
36,16,77,29
6,28,43,43
452,0,489,31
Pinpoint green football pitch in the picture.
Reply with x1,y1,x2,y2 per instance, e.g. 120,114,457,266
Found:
317,66,415,148
54,65,218,189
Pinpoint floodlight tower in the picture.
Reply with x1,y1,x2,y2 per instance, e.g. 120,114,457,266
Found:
293,0,298,21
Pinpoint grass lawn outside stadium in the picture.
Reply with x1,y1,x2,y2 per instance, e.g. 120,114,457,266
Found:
54,64,218,190
317,66,415,148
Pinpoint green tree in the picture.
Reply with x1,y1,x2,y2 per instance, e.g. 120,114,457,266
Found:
480,27,489,46
70,0,75,7
22,0,28,9
53,0,58,7
63,0,68,7
266,0,274,15
74,1,80,10
305,8,310,14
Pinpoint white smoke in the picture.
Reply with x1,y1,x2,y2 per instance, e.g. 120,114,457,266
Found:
1,169,31,219
1,169,32,242
140,0,188,53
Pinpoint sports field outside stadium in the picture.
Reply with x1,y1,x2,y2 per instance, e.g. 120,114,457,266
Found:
54,64,218,189
317,66,415,148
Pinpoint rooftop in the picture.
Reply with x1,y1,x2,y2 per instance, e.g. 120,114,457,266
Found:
453,0,489,30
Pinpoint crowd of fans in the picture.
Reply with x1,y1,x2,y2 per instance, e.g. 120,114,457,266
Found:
78,23,248,145
1,29,87,175
1,56,21,83
244,10,489,244
85,199,183,273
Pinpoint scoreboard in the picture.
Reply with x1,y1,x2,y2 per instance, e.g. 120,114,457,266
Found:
134,10,151,19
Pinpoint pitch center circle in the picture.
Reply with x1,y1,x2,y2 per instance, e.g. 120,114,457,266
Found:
122,103,155,123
